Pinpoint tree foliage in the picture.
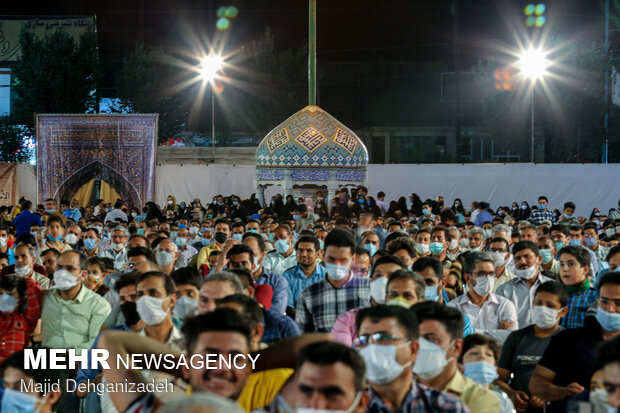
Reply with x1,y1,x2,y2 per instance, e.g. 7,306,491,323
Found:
114,44,188,142
12,29,99,127
0,116,31,163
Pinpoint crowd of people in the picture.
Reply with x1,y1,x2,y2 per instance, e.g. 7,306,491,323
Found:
0,187,619,413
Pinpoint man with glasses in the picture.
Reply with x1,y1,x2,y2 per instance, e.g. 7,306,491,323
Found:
98,226,129,270
41,250,111,351
355,305,469,412
448,252,518,344
487,238,515,292
530,272,620,412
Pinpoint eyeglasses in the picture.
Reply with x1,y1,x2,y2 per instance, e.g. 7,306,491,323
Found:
599,297,620,309
472,271,495,278
488,248,507,253
353,332,408,348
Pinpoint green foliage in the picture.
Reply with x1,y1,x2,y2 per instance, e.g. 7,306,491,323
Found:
114,44,188,143
0,116,31,163
12,29,99,127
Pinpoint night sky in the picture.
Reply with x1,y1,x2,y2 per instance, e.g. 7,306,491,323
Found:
3,1,608,96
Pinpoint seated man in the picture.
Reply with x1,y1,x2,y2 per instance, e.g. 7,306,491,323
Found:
411,301,501,412
355,305,469,412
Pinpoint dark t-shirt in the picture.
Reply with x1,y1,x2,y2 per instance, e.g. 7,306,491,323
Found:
498,324,563,392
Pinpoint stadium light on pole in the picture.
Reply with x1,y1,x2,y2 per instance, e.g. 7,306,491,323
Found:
519,47,548,162
200,54,224,162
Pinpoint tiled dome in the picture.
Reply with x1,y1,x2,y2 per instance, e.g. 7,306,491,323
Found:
255,105,368,184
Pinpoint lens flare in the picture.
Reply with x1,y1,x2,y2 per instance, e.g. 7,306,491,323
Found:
225,7,239,18
519,48,549,79
524,4,535,16
216,17,230,31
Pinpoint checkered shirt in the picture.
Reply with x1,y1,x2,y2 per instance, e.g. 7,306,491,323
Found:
530,209,556,225
561,288,598,329
367,383,470,413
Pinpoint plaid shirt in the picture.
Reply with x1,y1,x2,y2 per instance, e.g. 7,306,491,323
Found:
0,277,43,363
367,383,470,413
295,276,370,333
561,288,598,329
530,209,556,225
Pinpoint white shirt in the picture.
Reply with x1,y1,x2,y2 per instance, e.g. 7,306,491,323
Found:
495,273,553,328
448,292,518,344
263,250,297,275
104,208,128,223
98,248,128,270
376,199,389,216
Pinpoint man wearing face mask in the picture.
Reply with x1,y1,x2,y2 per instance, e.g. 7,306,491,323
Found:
530,272,620,412
596,335,620,411
194,218,231,269
496,241,554,328
332,256,407,346
387,237,416,270
155,239,180,275
495,281,567,412
355,305,469,412
530,196,556,226
11,245,51,289
296,229,370,333
295,204,319,233
448,252,518,344
65,223,82,249
170,267,202,322
538,235,560,275
411,302,501,412
487,238,515,292
98,226,129,270
356,212,387,249
175,226,198,264
263,225,298,276
41,250,111,351
294,341,370,413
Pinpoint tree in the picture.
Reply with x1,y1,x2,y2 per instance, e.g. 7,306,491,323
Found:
114,44,189,143
12,29,99,128
0,116,31,162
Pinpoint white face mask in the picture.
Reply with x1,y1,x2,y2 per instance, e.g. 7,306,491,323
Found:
490,251,507,268
297,391,362,413
449,239,459,250
65,233,78,245
514,263,538,280
137,295,169,326
468,245,482,252
189,226,200,235
369,277,388,304
0,294,18,313
532,305,561,329
415,243,430,255
156,250,175,266
325,263,350,282
111,241,125,251
53,269,79,291
359,343,411,384
459,238,469,248
412,338,453,380
0,237,7,248
173,296,198,320
471,275,495,296
14,264,31,276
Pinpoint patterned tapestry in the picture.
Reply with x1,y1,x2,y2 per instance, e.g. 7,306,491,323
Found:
36,114,158,207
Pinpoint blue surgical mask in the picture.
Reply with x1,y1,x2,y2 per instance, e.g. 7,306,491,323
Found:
292,214,300,220
569,238,582,247
540,249,553,265
0,388,42,412
0,294,18,312
424,285,440,302
83,238,97,251
596,307,620,332
325,262,350,281
232,201,239,206
47,234,63,242
539,204,547,210
464,361,499,386
429,242,444,254
137,228,145,236
201,238,212,246
584,237,597,248
555,241,565,251
319,239,324,250
275,239,290,254
363,243,378,257
232,234,243,242
175,237,187,248
422,208,430,215
247,229,259,234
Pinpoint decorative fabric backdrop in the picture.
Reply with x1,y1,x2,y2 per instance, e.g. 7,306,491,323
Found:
36,114,157,207
0,163,17,206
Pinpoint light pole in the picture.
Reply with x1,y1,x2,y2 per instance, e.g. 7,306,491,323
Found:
201,54,224,163
519,47,548,162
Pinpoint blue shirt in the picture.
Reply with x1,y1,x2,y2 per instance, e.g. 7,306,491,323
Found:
474,210,493,227
261,308,301,345
282,263,327,308
63,207,82,222
255,269,289,315
12,210,42,238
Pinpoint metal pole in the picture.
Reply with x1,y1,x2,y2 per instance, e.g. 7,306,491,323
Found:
308,0,317,106
211,84,216,163
603,0,610,163
531,83,535,163
452,0,462,161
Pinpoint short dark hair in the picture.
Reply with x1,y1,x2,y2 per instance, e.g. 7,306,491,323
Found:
564,202,576,210
371,255,406,273
386,237,415,258
181,308,252,353
324,228,356,254
431,227,451,242
127,246,156,262
171,267,203,290
356,304,419,339
41,248,61,260
295,235,321,252
297,341,366,392
61,250,88,271
459,334,501,364
386,269,425,300
136,271,176,295
411,257,443,282
558,246,590,269
550,224,570,237
354,246,371,259
606,245,620,262
114,271,140,293
214,218,232,230
217,294,264,327
463,252,495,276
538,196,548,203
16,233,36,248
598,271,620,294
489,237,510,251
228,267,253,290
87,256,114,273
242,232,265,252
597,335,620,371
0,275,27,299
411,301,464,340
227,244,254,262
535,281,569,307
512,240,539,257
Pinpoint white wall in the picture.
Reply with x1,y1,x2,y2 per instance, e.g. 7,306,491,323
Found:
17,163,619,217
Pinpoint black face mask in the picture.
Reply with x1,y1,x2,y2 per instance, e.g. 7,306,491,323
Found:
120,302,141,326
214,232,227,244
